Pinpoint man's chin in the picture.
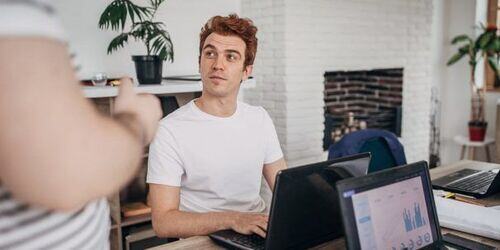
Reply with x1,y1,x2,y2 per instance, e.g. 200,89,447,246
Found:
210,91,231,98
209,78,226,85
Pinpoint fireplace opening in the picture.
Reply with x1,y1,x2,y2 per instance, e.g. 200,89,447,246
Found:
323,68,403,150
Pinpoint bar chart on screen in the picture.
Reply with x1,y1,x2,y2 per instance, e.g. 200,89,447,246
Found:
351,176,433,250
403,202,427,232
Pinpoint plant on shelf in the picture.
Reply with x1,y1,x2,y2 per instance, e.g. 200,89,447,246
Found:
447,23,499,141
98,0,174,84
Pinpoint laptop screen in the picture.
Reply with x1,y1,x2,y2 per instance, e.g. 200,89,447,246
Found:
329,156,372,177
336,161,442,250
265,153,371,249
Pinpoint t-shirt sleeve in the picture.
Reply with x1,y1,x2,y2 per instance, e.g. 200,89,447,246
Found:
0,0,66,42
147,125,185,187
262,108,284,164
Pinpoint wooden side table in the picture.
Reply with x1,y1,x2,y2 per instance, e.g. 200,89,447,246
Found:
453,135,495,162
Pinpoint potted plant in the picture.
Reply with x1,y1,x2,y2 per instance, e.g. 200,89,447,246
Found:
447,23,499,141
98,0,174,84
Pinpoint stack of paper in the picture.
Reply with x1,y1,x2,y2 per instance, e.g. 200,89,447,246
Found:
434,195,500,240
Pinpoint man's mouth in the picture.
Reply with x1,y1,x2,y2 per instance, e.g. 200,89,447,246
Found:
209,76,227,80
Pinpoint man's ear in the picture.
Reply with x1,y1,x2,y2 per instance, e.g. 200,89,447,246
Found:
242,65,253,81
198,55,201,73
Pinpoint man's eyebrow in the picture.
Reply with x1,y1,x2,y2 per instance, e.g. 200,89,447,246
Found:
202,44,242,56
225,49,242,56
202,44,216,51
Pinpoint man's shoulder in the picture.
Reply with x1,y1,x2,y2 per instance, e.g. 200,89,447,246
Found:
239,101,268,116
158,102,193,126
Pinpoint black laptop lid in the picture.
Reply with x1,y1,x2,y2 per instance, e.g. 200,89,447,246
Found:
265,153,371,250
329,155,372,177
336,161,442,250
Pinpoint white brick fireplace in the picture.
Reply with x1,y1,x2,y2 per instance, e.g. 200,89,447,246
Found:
241,0,434,167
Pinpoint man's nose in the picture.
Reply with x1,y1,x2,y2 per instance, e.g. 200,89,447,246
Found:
212,55,225,70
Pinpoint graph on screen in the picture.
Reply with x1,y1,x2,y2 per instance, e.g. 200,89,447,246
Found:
403,203,426,232
351,176,433,250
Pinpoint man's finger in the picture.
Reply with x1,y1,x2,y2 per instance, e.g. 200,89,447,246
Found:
261,215,269,222
255,214,268,222
256,220,268,232
118,78,135,99
252,226,266,238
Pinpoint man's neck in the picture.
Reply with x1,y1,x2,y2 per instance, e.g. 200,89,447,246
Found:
195,95,238,118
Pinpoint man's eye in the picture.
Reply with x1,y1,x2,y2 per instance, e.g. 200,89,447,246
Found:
227,54,237,61
205,51,216,58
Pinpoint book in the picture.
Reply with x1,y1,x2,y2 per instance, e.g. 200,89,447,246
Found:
121,202,151,217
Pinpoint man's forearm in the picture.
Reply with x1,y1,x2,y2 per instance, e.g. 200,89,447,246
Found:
0,38,145,210
153,210,235,238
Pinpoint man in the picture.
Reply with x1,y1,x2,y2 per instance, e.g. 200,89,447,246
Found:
148,14,287,239
0,1,162,248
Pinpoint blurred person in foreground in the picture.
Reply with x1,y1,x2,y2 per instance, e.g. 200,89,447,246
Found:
0,1,162,248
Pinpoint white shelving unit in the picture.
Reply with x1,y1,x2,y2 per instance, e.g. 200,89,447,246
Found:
83,78,256,98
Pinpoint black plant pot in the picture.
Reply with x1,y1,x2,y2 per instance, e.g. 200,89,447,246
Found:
132,55,163,85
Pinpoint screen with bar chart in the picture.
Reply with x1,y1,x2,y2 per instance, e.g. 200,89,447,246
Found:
350,176,433,250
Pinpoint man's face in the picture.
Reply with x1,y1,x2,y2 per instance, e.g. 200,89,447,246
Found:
199,32,252,99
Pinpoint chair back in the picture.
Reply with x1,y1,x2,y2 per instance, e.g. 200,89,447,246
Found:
327,129,406,173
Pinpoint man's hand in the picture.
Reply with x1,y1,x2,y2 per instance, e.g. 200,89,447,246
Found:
114,78,162,145
230,212,269,238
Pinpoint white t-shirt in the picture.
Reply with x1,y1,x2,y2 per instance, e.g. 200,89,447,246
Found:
147,100,284,213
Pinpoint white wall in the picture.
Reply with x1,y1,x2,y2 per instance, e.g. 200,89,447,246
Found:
52,0,241,80
437,0,500,164
52,0,490,166
243,0,434,167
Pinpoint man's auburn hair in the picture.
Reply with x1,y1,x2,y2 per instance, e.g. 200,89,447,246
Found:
199,14,258,68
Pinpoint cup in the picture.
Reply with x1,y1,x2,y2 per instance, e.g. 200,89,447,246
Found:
92,73,108,87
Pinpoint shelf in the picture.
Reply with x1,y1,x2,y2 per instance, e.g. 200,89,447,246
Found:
120,213,152,227
83,78,256,98
110,216,119,229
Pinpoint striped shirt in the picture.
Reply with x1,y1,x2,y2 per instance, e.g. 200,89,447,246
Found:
0,187,110,249
0,0,110,249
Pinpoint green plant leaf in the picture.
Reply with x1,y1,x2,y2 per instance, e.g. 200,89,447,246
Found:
132,2,151,21
98,0,128,31
126,3,135,24
107,33,129,54
99,0,173,59
494,37,500,53
447,51,467,66
458,44,470,54
477,31,494,49
451,34,472,45
150,0,165,8
120,3,127,29
488,56,499,76
149,29,174,62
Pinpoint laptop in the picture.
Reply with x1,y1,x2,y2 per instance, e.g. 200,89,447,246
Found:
432,164,500,198
336,161,495,250
330,154,376,177
209,152,371,250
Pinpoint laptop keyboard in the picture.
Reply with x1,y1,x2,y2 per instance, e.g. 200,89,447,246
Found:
447,171,496,192
227,233,266,250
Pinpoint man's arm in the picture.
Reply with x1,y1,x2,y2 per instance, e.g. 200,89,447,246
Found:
0,38,161,211
263,158,287,191
149,184,269,238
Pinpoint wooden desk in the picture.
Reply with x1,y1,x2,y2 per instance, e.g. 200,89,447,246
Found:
150,160,500,250
149,237,345,250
